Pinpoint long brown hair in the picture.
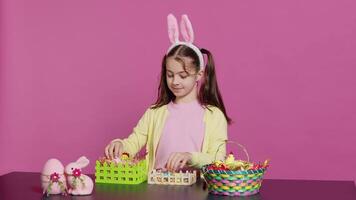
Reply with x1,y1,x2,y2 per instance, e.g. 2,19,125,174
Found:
152,45,232,124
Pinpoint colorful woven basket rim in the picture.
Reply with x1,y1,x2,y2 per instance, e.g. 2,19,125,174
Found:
201,165,267,175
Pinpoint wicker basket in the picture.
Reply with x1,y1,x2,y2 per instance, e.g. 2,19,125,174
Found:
201,141,268,196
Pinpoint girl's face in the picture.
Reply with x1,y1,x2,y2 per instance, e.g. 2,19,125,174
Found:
165,56,203,101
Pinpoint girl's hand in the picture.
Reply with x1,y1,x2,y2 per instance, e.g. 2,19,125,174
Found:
166,152,192,172
104,141,123,160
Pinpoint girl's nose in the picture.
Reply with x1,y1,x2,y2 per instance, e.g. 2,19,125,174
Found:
172,76,180,85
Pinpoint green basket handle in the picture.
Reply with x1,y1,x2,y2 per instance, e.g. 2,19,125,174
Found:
214,140,250,163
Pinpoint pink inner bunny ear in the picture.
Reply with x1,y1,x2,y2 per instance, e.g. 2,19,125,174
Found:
167,14,179,44
180,14,194,43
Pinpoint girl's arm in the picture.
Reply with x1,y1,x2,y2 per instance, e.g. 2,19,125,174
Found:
110,108,151,157
189,107,228,168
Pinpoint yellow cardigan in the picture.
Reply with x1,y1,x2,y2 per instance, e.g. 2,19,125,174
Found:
111,104,228,172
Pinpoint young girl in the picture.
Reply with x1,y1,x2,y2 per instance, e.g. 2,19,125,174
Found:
105,14,231,172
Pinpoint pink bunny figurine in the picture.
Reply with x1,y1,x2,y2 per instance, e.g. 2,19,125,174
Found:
41,158,67,196
65,156,94,195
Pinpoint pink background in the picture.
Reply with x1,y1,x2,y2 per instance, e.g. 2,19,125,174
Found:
1,0,355,181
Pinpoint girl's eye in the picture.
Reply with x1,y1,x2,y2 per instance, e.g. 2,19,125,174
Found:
166,73,188,79
180,75,188,79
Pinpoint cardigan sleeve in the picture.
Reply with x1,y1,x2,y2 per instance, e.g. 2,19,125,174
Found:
110,108,151,157
189,107,228,168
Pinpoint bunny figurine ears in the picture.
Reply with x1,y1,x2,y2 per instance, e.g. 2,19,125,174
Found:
167,14,205,68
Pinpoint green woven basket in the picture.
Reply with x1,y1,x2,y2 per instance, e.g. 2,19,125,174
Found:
95,159,147,184
201,141,268,196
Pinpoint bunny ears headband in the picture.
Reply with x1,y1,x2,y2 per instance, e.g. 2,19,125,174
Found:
167,14,205,69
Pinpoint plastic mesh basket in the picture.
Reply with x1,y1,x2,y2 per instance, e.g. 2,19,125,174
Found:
95,159,147,184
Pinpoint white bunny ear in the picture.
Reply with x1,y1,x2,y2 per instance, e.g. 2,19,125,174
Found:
167,14,180,44
76,156,89,168
180,14,194,43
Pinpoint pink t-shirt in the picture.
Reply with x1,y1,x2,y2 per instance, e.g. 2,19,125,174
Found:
154,100,205,169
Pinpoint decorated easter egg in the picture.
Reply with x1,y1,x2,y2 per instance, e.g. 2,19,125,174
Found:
41,158,66,195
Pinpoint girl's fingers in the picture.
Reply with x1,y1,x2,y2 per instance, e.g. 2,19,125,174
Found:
178,153,192,169
113,142,122,158
172,155,183,171
166,153,192,171
166,153,191,171
104,144,110,158
166,154,173,171
108,144,115,159
179,158,188,169
167,153,177,171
